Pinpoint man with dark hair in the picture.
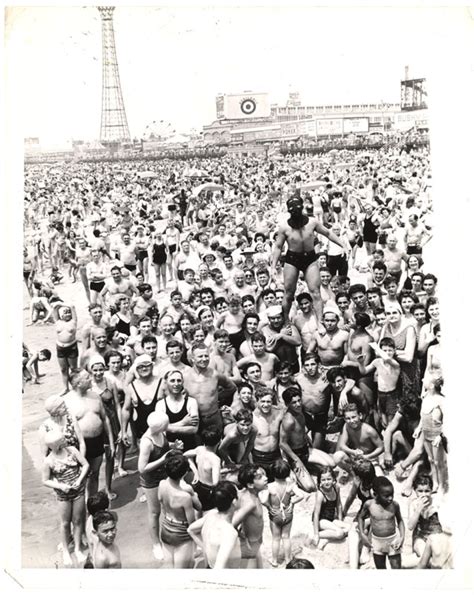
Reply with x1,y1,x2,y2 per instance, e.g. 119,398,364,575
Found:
271,195,346,324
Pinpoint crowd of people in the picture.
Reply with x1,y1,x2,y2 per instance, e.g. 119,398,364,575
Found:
23,146,452,570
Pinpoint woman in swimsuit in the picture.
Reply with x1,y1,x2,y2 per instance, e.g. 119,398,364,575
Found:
39,394,85,458
261,459,303,567
311,467,349,550
138,411,171,561
152,231,168,293
89,355,122,500
42,428,89,567
134,224,150,282
110,296,133,338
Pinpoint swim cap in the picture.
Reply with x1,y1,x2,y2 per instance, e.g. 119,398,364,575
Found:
44,394,65,416
147,411,169,433
88,354,106,370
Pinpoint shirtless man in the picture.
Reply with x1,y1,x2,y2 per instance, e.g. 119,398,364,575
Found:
158,455,198,568
65,369,114,498
307,305,349,379
185,427,222,512
100,265,137,306
251,389,284,481
261,305,301,374
271,195,346,324
342,312,375,408
294,353,332,449
218,409,257,467
80,327,111,370
209,329,241,405
54,304,79,394
292,292,319,355
80,304,107,353
383,235,407,284
183,343,236,435
279,386,313,474
336,403,383,465
91,511,121,568
188,481,241,568
232,464,268,568
237,332,279,382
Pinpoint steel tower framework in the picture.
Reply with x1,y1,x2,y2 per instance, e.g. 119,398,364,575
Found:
98,7,130,143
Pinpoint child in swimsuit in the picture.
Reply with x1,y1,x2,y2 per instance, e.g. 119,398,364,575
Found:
408,474,444,560
311,466,349,550
262,459,303,567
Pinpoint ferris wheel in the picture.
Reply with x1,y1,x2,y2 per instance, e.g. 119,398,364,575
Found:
142,120,176,141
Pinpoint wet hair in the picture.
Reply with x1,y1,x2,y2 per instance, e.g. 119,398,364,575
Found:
373,476,394,495
343,402,360,416
315,465,337,482
271,459,291,480
379,337,396,350
384,275,399,288
242,361,262,376
372,262,387,273
213,481,238,512
234,409,253,424
166,339,183,351
250,331,265,344
165,454,190,480
92,510,116,531
414,473,434,491
354,312,371,329
87,491,109,516
213,329,230,341
142,335,157,347
201,426,222,446
286,558,315,569
352,457,376,486
137,283,152,294
348,284,366,297
282,385,302,406
39,348,52,360
237,464,266,488
326,366,346,384
296,292,312,304
303,352,319,364
275,360,292,374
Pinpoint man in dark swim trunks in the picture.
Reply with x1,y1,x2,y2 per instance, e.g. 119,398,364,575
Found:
271,195,346,325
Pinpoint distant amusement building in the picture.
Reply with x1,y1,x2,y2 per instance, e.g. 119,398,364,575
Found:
98,6,130,144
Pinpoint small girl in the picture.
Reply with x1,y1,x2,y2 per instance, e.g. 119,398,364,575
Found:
414,376,447,493
408,474,444,560
311,466,349,550
42,428,89,567
262,459,303,567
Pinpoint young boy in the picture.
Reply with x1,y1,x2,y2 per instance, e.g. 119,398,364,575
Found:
84,491,110,568
91,510,121,568
185,427,222,512
358,476,405,569
23,346,51,384
336,403,383,464
358,338,401,429
218,409,257,467
132,283,158,325
237,331,279,382
232,464,268,568
210,329,241,405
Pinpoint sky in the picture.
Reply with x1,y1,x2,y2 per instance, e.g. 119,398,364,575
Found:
4,5,473,148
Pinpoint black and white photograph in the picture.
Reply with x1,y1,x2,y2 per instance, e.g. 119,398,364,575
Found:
3,2,474,590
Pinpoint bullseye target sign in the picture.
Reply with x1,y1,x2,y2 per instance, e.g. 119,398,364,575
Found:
240,98,257,115
220,93,271,120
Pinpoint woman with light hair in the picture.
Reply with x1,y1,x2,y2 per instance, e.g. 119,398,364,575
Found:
39,394,85,458
42,427,89,567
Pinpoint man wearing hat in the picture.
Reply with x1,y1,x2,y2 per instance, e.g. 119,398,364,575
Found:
260,305,301,375
271,195,346,326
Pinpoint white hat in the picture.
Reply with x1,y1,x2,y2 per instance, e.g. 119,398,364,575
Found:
88,354,106,370
134,354,153,367
147,411,169,433
266,305,283,317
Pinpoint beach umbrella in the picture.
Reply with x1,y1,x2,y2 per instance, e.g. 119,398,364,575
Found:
192,183,225,197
